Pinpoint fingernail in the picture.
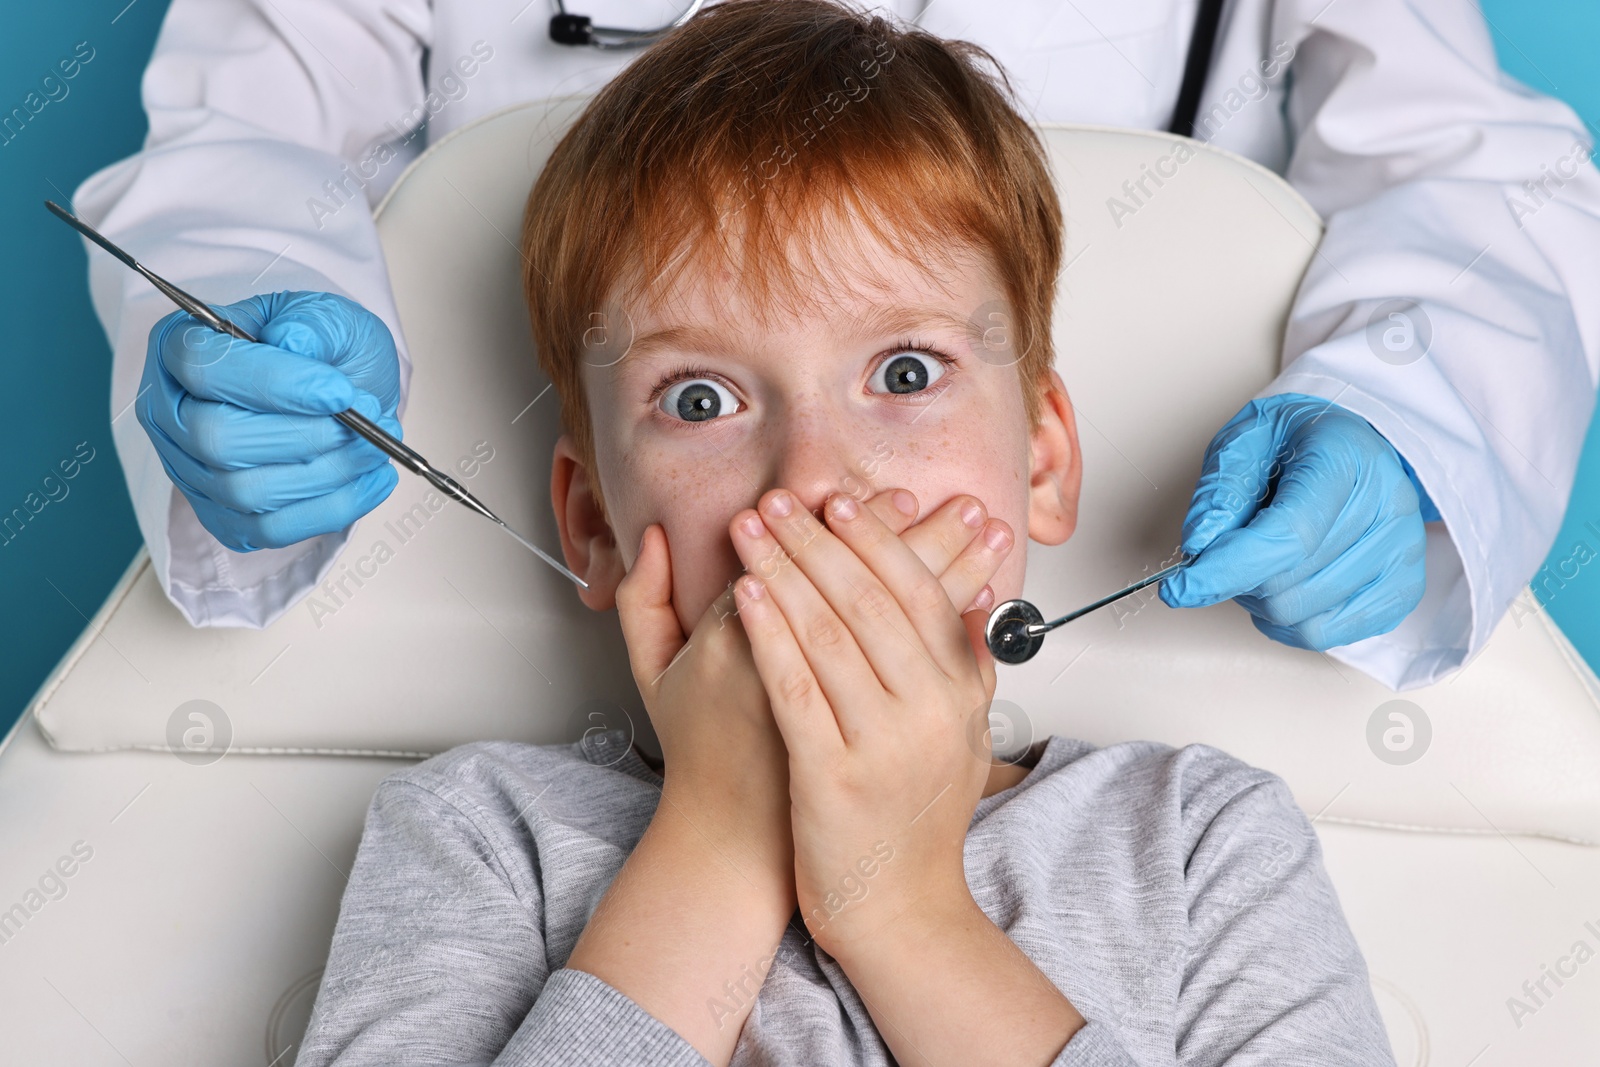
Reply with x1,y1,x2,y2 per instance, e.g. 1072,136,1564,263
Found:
740,514,767,538
740,575,766,600
962,502,984,528
984,523,1011,551
829,494,858,520
892,490,917,517
764,492,793,518
975,585,995,611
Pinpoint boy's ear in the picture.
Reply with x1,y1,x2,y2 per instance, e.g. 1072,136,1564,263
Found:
550,434,625,611
1027,368,1081,547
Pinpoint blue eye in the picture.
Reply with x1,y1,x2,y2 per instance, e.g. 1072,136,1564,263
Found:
658,375,740,424
869,347,951,396
648,341,957,430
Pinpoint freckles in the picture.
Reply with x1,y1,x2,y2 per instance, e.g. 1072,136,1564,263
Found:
907,436,945,463
649,457,692,495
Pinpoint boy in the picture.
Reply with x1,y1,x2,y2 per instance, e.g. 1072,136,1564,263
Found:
295,1,1397,1064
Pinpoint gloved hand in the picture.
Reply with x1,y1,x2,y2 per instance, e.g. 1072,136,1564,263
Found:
135,290,403,552
1159,392,1435,651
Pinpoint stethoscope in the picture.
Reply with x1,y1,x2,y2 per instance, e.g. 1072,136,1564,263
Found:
548,0,710,49
548,0,930,48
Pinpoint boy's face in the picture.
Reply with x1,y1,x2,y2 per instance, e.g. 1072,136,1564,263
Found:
551,207,1082,636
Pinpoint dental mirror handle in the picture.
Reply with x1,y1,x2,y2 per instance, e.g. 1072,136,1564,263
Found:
984,552,1197,666
43,199,587,590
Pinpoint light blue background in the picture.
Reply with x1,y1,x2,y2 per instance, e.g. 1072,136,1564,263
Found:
1,2,1596,737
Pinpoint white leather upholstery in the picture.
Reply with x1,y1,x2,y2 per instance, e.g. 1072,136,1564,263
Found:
26,97,1600,842
0,714,409,1065
6,98,1600,1063
4,704,1600,1064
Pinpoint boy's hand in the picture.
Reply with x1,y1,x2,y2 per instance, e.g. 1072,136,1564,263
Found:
614,490,999,908
728,487,1014,959
616,519,794,902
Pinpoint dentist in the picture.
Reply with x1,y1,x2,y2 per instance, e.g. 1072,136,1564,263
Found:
74,0,1600,690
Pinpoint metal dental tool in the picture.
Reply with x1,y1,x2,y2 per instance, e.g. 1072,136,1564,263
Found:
984,552,1197,665
45,199,587,589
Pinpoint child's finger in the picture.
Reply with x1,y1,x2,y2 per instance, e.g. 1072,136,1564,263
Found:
731,500,887,711
960,604,998,699
732,573,844,762
815,489,981,601
893,492,1009,616
809,489,1008,692
820,487,920,538
937,514,1013,618
613,524,687,690
963,585,997,615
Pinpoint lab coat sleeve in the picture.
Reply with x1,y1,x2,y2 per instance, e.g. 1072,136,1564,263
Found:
294,776,712,1067
71,0,434,628
1224,0,1600,688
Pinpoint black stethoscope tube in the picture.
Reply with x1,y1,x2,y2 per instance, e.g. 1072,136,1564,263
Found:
548,0,708,49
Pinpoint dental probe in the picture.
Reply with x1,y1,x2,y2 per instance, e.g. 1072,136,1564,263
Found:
984,552,1197,665
45,199,588,590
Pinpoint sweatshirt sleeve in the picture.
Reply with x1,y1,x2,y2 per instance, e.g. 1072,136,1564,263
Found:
72,0,434,629
293,777,711,1067
1047,1018,1143,1067
1167,768,1395,1066
1041,757,1392,1067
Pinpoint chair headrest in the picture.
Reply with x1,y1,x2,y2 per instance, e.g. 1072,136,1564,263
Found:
32,97,1600,843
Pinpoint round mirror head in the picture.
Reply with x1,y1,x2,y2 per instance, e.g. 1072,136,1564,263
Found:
985,599,1046,665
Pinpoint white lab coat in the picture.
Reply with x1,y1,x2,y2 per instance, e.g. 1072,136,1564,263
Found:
74,0,1600,690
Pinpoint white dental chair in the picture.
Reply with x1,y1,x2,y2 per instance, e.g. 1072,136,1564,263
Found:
6,96,1600,1065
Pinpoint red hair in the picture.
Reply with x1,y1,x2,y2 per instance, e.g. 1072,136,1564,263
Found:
520,0,1063,525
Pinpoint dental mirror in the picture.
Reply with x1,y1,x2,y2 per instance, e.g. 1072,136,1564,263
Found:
985,553,1197,665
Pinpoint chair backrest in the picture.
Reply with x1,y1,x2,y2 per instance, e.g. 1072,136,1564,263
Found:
30,97,1600,843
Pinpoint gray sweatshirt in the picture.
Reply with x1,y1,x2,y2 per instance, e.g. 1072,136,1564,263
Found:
293,729,1397,1067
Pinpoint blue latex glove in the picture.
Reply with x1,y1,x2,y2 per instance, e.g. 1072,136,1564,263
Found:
136,290,403,552
1159,392,1435,650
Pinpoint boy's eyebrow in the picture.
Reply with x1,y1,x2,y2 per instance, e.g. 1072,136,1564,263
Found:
614,303,985,377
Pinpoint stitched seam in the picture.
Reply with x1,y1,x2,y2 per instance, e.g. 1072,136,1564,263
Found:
1317,813,1599,848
